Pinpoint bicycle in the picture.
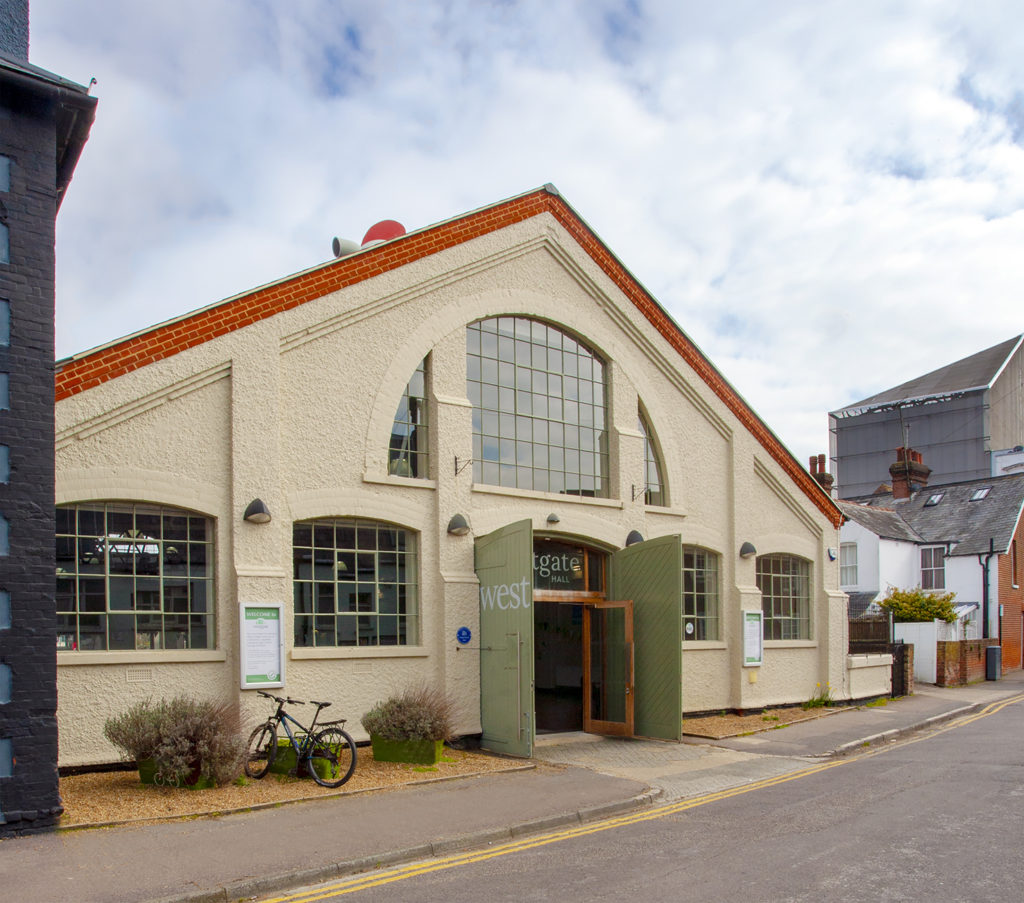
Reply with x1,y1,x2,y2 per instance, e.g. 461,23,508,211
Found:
244,691,357,788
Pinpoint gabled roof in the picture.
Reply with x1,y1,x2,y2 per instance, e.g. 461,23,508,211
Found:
843,473,1024,556
0,50,97,207
832,335,1023,417
838,501,922,543
54,184,842,527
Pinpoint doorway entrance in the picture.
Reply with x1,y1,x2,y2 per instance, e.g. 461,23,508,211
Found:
533,538,634,737
475,521,682,758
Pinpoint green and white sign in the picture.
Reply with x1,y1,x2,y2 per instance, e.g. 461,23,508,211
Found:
743,610,763,667
240,603,284,689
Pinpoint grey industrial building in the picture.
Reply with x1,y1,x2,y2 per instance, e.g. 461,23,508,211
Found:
829,336,1024,499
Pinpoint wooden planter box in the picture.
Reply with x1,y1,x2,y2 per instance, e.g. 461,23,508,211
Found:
269,737,342,780
370,736,444,765
137,757,215,790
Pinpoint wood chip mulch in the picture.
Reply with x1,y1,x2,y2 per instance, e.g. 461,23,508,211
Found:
58,747,529,828
683,705,842,739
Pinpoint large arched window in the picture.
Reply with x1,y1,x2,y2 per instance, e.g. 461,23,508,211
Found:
388,357,428,478
638,408,666,506
467,317,608,496
756,554,811,640
55,503,215,651
293,518,418,647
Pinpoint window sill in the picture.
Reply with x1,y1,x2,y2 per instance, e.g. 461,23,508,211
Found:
58,650,226,666
290,646,429,660
645,505,687,518
362,474,437,490
681,640,726,650
763,640,816,649
471,484,623,509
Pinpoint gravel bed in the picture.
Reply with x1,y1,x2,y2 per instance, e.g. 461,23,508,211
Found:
59,747,526,828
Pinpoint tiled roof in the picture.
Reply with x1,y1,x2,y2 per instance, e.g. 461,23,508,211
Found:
839,501,922,542
846,592,881,618
833,335,1023,415
844,473,1024,556
54,185,842,527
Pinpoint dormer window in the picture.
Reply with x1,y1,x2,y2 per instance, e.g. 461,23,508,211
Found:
924,493,944,507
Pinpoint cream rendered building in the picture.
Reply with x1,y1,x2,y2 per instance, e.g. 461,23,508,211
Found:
54,186,890,766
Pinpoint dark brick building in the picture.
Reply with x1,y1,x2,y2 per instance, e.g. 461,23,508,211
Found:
1,4,95,834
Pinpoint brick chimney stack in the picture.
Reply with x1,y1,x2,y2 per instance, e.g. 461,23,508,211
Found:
809,453,835,494
889,447,930,500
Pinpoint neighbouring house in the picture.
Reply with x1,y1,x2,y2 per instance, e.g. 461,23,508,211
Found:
839,447,1024,682
0,5,96,834
53,185,891,767
829,335,1024,498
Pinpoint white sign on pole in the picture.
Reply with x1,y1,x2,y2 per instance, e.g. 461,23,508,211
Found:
240,603,284,689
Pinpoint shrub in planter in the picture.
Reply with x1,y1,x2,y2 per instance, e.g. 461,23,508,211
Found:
361,684,456,765
103,696,246,788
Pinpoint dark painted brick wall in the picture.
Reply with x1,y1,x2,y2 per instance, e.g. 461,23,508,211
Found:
0,1,30,59
0,78,62,836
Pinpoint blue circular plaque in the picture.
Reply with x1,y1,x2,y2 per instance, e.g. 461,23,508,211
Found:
456,626,472,645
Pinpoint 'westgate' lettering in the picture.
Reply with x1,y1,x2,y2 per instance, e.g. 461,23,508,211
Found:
479,577,531,611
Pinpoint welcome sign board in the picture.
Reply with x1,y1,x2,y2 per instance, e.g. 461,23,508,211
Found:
239,603,284,689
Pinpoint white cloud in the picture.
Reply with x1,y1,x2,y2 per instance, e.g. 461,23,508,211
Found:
29,0,1024,469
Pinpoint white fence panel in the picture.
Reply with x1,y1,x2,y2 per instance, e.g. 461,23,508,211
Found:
894,621,938,683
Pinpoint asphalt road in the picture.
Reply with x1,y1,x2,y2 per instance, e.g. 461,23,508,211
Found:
270,696,1024,902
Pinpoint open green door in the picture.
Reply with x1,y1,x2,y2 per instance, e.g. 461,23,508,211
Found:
475,520,534,757
611,535,682,740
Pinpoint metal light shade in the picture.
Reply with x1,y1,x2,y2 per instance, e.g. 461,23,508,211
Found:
546,513,560,524
739,541,757,559
243,498,272,524
447,513,471,536
625,530,644,547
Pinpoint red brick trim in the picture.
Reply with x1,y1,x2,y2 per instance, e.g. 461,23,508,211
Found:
55,187,841,527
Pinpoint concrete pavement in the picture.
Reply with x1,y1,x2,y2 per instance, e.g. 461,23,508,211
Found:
2,673,1023,903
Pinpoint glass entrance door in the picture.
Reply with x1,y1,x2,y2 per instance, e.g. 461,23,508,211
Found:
583,600,634,737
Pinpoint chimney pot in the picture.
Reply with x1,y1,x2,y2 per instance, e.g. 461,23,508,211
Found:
809,456,818,475
890,446,930,499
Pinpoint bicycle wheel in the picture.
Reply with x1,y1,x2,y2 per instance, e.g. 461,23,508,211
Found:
306,727,357,788
244,722,278,779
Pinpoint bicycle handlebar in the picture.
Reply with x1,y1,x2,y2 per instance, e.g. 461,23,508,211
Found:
256,690,306,705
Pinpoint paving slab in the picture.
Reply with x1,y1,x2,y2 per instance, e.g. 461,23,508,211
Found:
3,673,1022,903
0,765,649,903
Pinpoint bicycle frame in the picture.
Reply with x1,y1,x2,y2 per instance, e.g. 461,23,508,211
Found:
276,708,319,757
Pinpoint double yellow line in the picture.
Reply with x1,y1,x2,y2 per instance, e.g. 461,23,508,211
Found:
267,693,1024,901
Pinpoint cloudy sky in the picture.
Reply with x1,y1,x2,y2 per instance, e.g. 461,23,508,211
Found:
28,1,1024,467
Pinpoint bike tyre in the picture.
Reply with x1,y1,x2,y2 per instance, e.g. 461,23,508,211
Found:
244,722,278,779
306,727,357,788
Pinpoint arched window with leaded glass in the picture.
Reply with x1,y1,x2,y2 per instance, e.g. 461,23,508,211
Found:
638,408,666,506
388,357,428,478
466,317,608,496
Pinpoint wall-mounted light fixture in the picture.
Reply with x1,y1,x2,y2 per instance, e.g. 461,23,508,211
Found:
243,499,272,524
625,530,644,547
447,514,471,536
546,513,560,524
739,541,757,559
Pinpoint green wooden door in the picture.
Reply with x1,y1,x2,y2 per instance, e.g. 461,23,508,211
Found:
611,535,682,740
475,520,534,757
